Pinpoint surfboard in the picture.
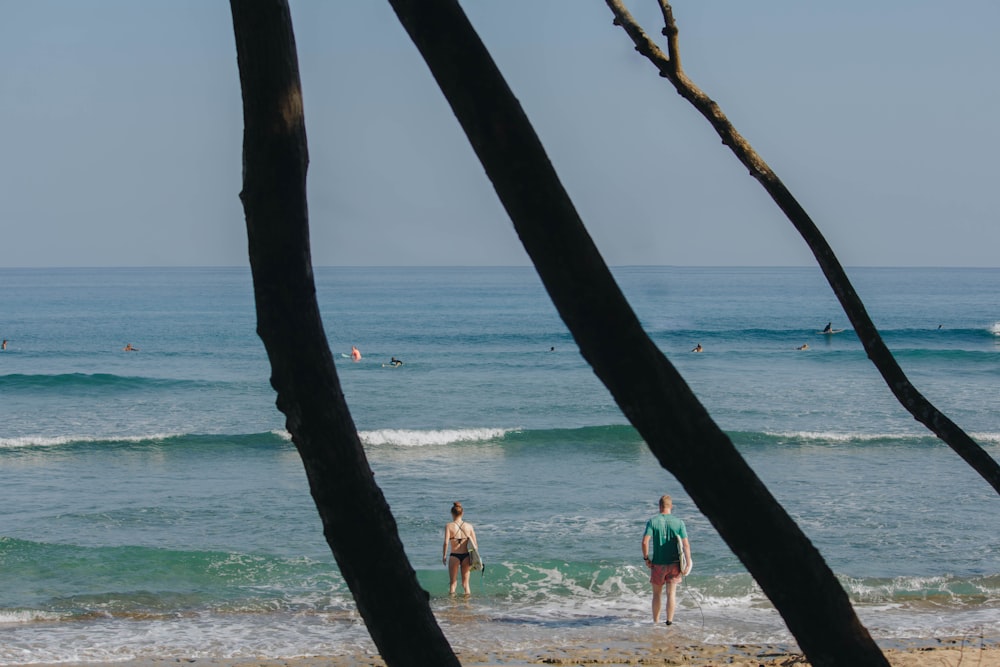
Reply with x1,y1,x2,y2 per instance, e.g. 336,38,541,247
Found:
818,329,845,334
469,545,485,573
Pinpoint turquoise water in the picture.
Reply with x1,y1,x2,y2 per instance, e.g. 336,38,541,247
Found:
0,266,998,661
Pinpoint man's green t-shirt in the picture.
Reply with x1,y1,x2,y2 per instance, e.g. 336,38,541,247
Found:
644,513,687,565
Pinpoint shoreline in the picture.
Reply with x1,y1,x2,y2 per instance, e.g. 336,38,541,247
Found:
6,638,999,667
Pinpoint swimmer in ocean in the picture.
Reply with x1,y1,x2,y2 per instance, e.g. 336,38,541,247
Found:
691,344,703,353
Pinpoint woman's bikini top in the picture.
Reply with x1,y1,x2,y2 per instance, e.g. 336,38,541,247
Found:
451,520,469,548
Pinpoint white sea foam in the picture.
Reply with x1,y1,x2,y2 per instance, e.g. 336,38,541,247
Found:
269,428,512,447
0,433,181,449
766,430,1000,446
0,435,81,449
0,609,62,625
764,430,919,443
359,427,512,447
0,613,375,663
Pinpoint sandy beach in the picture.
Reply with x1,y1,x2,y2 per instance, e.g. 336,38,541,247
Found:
9,637,1000,667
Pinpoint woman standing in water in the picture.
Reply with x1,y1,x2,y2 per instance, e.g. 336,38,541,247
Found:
442,501,479,595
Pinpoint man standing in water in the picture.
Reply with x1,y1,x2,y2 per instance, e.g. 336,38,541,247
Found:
642,494,692,625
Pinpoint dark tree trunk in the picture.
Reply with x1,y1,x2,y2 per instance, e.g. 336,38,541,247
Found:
229,3,460,665
387,1,889,665
605,0,1000,496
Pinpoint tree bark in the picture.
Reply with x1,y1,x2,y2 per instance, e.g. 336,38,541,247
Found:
605,0,1000,496
229,3,460,665
387,1,889,665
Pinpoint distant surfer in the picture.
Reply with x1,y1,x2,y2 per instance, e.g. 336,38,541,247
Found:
1,339,6,351
350,345,361,361
388,356,403,367
691,344,703,353
822,322,832,334
124,343,138,352
796,344,809,350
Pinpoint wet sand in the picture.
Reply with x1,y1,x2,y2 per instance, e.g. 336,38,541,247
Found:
10,636,999,667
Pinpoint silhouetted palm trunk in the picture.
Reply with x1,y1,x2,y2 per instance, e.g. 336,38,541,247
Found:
229,3,460,665
388,0,890,665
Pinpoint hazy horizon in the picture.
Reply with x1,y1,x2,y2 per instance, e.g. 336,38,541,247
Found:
3,2,998,268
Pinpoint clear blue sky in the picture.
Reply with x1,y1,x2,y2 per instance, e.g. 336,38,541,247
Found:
2,1,998,268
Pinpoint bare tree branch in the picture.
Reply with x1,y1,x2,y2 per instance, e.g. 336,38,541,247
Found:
606,0,1000,495
387,0,890,665
229,3,460,665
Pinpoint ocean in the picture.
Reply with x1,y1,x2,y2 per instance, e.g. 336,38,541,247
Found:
0,265,998,662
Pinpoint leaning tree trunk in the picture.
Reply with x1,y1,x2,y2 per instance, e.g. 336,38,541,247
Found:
387,0,889,665
605,0,1000,496
229,3,460,666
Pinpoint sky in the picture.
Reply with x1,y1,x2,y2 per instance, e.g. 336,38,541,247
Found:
1,1,998,268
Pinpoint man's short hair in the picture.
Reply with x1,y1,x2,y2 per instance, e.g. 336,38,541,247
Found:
659,495,672,510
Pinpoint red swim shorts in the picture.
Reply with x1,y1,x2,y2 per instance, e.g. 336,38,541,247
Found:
649,563,682,586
